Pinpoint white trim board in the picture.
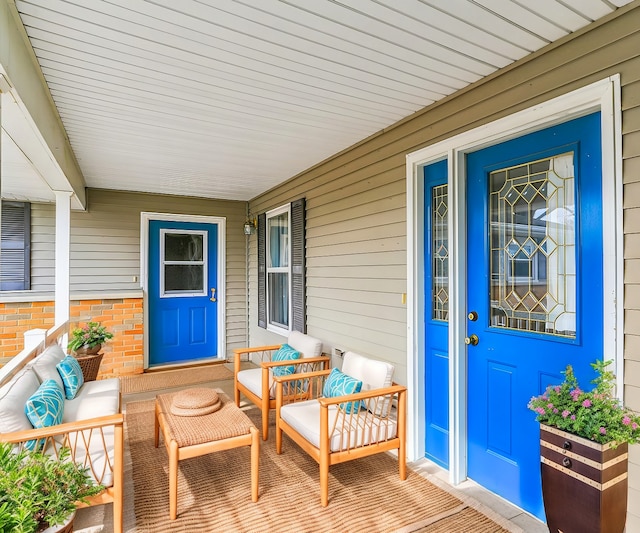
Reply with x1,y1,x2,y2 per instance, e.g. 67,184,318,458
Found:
405,76,623,487
140,212,227,369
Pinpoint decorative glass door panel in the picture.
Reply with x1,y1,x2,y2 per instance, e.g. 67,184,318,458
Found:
490,153,575,337
432,183,449,322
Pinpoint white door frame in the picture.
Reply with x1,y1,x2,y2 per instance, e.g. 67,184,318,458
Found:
406,76,623,485
140,212,226,369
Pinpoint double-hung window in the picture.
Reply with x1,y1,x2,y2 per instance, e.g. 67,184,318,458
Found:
266,205,290,333
258,198,306,334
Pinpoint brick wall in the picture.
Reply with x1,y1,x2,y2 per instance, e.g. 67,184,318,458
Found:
0,297,144,378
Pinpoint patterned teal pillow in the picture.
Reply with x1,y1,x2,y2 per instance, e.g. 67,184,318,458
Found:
56,355,85,400
272,344,301,377
24,379,65,451
322,367,363,414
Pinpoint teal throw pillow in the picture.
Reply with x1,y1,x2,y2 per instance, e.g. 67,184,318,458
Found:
24,379,65,451
272,344,301,377
322,367,363,414
56,355,85,400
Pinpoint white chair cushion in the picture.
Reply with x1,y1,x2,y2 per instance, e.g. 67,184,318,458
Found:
280,400,397,452
341,352,394,415
29,343,66,390
237,368,273,400
341,351,394,391
288,331,323,358
0,367,40,433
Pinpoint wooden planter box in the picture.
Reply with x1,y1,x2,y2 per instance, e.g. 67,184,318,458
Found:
540,425,628,533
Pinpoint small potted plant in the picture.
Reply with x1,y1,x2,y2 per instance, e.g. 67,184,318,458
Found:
0,442,104,532
68,321,113,355
68,322,114,382
528,359,640,533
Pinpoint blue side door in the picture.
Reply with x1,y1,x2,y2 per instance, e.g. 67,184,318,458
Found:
424,160,450,468
148,220,219,366
466,113,603,519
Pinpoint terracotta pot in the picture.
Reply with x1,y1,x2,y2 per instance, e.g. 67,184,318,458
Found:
72,343,102,356
540,425,628,533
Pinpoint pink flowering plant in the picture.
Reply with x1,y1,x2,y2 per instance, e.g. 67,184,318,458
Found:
528,359,640,445
68,321,113,352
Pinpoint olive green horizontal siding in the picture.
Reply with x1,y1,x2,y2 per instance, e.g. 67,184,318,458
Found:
249,4,640,521
27,189,248,357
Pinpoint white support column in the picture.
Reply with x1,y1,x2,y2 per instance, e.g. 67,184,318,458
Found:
54,191,72,326
0,76,6,255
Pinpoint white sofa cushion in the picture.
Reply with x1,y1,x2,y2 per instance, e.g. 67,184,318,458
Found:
0,367,40,433
30,343,66,390
63,378,120,488
64,377,120,422
280,400,397,452
66,424,116,488
288,331,323,358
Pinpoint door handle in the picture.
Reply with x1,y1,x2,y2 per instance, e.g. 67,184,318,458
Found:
464,334,479,346
210,288,216,302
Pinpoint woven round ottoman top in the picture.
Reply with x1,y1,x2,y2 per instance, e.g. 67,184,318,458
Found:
170,388,222,416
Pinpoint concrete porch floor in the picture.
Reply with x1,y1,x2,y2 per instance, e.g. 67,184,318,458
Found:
75,361,548,532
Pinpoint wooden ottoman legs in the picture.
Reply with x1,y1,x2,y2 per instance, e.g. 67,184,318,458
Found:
155,404,260,520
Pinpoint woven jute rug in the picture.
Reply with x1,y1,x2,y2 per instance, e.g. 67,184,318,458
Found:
123,400,518,533
120,364,233,394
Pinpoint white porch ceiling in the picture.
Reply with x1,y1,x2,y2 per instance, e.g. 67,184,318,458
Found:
3,0,634,202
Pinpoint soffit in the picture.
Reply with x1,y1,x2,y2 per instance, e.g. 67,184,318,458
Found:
6,0,634,202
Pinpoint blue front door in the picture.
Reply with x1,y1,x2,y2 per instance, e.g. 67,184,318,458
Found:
466,113,603,519
424,159,450,468
148,220,219,366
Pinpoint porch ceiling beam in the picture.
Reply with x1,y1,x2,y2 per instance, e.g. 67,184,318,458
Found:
0,0,86,209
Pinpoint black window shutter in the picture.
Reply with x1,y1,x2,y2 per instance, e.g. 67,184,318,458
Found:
291,198,306,333
257,212,267,328
0,201,31,291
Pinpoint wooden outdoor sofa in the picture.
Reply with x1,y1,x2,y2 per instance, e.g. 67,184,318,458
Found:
0,322,124,533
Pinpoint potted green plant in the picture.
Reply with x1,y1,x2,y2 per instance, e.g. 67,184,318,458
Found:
67,322,114,382
0,442,104,533
528,360,640,533
67,322,113,355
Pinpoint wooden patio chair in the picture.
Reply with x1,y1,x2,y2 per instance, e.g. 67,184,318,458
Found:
233,331,328,440
274,351,407,506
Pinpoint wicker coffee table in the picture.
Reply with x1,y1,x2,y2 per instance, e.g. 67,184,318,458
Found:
154,389,259,519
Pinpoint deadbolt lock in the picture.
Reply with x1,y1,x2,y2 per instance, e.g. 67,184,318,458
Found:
467,311,478,321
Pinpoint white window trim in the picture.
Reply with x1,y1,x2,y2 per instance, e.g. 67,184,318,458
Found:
406,76,623,486
266,203,292,336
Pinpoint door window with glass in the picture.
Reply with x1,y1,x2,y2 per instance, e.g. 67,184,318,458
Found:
161,230,207,296
266,205,291,332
